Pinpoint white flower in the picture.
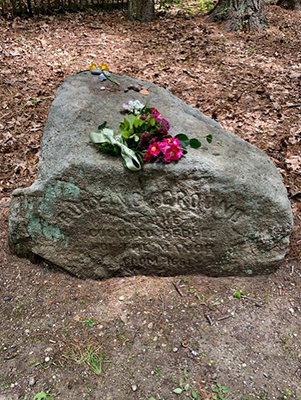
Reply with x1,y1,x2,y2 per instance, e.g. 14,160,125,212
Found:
123,100,145,115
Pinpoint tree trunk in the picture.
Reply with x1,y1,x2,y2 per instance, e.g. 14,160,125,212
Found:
128,0,155,22
27,0,33,16
207,0,267,31
277,0,301,10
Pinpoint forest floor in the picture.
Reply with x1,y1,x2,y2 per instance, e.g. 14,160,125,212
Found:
0,4,301,400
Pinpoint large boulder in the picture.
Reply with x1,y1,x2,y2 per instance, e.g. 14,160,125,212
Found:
9,72,293,279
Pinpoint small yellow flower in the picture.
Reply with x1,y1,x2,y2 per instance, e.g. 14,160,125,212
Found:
90,63,97,71
100,63,109,72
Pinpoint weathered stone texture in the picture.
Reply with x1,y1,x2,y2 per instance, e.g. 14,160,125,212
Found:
9,72,293,278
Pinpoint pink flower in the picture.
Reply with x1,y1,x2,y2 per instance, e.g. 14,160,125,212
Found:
150,108,163,124
143,150,152,162
143,141,161,163
158,139,170,154
150,108,160,117
158,137,177,150
164,144,183,163
171,137,181,147
143,137,183,164
148,142,161,157
158,137,183,163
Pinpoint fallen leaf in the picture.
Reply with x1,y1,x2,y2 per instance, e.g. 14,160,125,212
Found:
286,155,301,171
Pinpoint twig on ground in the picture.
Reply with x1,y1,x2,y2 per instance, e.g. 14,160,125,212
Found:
217,315,233,322
205,314,214,325
242,295,263,307
284,103,301,108
153,295,166,329
173,281,183,297
160,295,166,312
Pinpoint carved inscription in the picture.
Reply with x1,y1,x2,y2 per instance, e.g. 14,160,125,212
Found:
52,186,246,223
37,183,250,269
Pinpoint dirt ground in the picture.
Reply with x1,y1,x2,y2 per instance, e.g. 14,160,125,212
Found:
0,4,301,400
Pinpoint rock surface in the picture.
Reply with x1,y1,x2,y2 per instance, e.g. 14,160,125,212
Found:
9,72,293,279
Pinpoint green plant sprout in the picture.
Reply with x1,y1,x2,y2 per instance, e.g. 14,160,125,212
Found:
172,370,202,399
283,388,293,399
83,318,99,327
212,383,230,400
198,0,216,12
69,346,111,375
31,391,56,400
233,290,247,299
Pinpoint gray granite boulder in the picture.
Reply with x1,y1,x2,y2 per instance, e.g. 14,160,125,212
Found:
9,72,293,279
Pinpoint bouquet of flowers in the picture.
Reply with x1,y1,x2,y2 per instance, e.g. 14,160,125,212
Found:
89,100,211,171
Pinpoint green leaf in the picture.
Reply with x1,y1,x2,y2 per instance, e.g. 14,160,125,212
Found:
189,138,202,148
98,121,107,131
113,145,120,156
175,133,190,148
206,134,213,143
33,392,49,400
148,398,156,400
150,118,156,127
222,386,229,394
173,388,183,394
96,143,112,153
119,115,136,139
233,292,241,299
191,391,199,399
213,301,221,306
84,319,95,327
133,118,140,129
184,383,190,391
